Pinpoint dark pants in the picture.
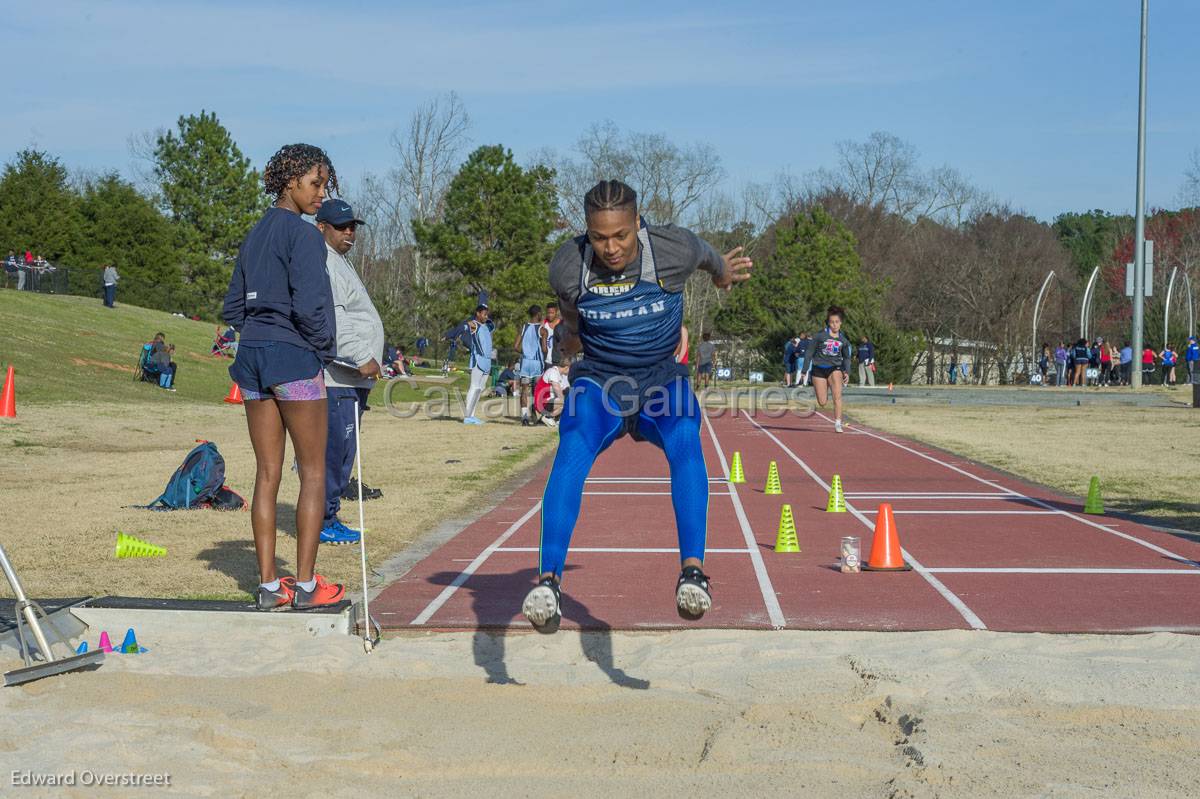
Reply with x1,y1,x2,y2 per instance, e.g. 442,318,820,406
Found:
324,386,370,525
103,284,116,307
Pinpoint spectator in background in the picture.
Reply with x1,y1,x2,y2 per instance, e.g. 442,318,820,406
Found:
543,302,562,363
696,331,716,389
101,263,119,308
1053,342,1069,386
856,335,876,387
495,361,519,397
535,355,571,428
1185,336,1200,385
674,324,690,365
1159,344,1178,387
1037,343,1050,385
1119,341,1133,385
783,335,802,387
5,250,20,290
948,352,958,384
1069,339,1090,387
415,336,428,358
153,343,178,390
1141,345,1157,385
795,332,809,386
382,343,409,377
1097,339,1112,386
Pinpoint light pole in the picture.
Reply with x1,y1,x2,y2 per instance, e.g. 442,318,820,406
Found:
1130,0,1149,387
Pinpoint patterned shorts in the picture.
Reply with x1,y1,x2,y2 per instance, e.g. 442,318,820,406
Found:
241,372,326,402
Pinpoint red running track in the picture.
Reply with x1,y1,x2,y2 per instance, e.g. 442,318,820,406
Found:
372,410,1200,634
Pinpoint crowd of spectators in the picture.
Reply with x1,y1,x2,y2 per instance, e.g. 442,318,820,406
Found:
4,249,58,291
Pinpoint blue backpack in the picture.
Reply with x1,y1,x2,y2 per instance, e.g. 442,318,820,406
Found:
146,441,229,510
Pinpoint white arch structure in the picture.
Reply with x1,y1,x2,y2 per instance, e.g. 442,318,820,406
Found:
1079,266,1102,340
1163,266,1195,347
1032,270,1056,362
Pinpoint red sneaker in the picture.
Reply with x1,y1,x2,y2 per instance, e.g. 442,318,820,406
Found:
256,576,295,611
291,574,346,610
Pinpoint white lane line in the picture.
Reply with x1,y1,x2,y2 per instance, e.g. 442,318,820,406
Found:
597,490,730,495
844,489,1012,494
702,414,787,629
927,568,1200,575
410,501,542,625
744,412,987,630
586,477,728,483
496,547,753,554
861,510,1059,516
830,413,1200,570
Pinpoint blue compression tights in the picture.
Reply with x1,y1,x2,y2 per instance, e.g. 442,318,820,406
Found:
538,377,708,578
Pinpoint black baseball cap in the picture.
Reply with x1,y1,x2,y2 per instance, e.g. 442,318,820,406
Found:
315,199,365,226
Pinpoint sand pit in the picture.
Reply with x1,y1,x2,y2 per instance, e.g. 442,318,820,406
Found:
2,625,1198,797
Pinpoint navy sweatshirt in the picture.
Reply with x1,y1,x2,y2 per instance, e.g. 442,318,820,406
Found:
804,329,852,373
223,207,335,358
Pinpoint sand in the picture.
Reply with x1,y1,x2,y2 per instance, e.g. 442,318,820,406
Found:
2,624,1198,798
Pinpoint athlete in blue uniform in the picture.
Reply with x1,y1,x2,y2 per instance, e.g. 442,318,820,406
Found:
521,180,752,629
447,304,494,424
514,305,549,426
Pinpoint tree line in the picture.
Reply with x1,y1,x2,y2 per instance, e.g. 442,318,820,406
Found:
3,102,1197,383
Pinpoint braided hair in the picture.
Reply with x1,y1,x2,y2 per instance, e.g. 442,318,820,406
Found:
583,180,637,218
262,143,338,198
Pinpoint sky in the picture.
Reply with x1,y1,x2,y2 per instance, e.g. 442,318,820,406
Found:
4,0,1197,221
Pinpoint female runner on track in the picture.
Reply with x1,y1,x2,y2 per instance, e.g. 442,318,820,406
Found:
802,306,852,433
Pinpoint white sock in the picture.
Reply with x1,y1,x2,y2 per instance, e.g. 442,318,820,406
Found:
260,579,281,592
521,407,529,418
296,578,317,593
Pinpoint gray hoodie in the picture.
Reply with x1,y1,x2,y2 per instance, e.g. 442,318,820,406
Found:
322,245,385,389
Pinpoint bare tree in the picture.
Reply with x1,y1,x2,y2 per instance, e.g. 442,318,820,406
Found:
550,122,724,230
1180,149,1200,207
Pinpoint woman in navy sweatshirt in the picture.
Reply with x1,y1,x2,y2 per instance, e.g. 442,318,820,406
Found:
802,305,853,433
223,143,346,612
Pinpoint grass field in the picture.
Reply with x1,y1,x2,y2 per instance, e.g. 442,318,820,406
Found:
0,291,552,600
850,404,1200,535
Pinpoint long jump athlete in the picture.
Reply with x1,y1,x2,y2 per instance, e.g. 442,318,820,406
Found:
522,180,752,630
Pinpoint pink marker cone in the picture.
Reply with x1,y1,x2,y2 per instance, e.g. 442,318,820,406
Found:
98,631,113,653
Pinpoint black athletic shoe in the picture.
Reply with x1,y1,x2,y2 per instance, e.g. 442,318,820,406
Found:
521,417,531,427
341,477,382,501
676,566,712,621
522,576,562,632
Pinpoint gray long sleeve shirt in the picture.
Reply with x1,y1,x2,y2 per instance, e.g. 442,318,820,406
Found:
322,245,385,389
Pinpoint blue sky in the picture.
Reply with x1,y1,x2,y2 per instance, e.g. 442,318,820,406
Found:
5,0,1196,220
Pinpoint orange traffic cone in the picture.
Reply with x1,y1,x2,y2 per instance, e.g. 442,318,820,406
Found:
863,503,912,571
0,365,15,418
223,383,243,405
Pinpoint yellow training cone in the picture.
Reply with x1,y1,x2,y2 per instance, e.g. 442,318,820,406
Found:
115,532,167,559
1083,476,1104,515
826,475,846,513
774,504,800,552
729,451,745,484
764,460,782,495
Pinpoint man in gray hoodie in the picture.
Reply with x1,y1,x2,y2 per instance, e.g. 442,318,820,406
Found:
102,264,119,307
315,199,385,545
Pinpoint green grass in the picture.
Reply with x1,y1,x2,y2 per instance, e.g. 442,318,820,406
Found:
0,290,472,406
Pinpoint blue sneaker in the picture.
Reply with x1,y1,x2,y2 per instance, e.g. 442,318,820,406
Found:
319,519,361,545
463,416,484,425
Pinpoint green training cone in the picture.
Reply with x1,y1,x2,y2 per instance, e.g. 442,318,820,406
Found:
729,451,745,484
774,504,800,552
115,532,167,559
764,461,782,495
826,475,846,513
1083,476,1104,515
